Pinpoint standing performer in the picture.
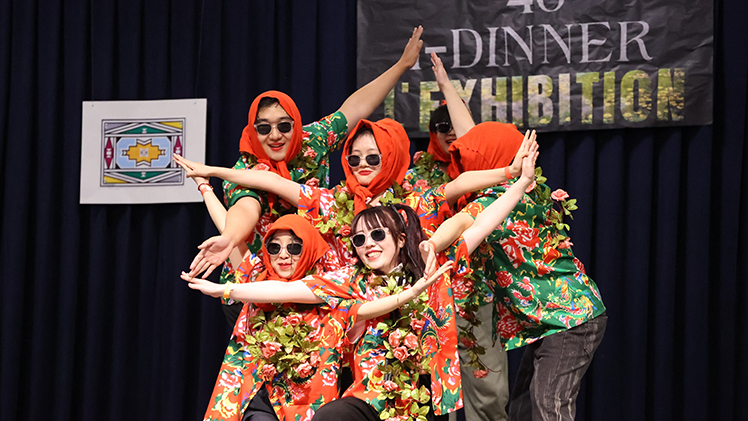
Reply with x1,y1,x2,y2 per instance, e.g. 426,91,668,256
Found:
184,27,425,323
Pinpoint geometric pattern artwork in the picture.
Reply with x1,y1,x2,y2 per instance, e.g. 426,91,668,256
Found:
101,119,185,186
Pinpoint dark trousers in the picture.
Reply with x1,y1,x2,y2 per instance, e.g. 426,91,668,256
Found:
508,313,607,421
243,387,279,421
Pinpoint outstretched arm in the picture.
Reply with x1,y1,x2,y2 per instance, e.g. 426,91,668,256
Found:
431,52,474,137
443,130,537,206
338,26,424,127
190,175,248,268
462,152,538,254
182,272,324,304
357,261,453,320
174,154,301,207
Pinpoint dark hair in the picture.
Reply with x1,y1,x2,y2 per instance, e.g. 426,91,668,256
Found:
428,104,451,133
254,97,281,124
350,204,426,279
346,126,375,154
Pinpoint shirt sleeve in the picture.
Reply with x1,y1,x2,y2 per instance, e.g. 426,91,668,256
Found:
222,154,264,209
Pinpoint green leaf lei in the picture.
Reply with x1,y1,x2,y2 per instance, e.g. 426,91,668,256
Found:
359,267,433,421
410,152,452,187
243,305,322,386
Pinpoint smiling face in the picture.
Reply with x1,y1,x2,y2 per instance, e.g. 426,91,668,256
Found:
348,131,382,186
352,217,405,274
435,123,456,154
255,103,294,162
266,230,302,279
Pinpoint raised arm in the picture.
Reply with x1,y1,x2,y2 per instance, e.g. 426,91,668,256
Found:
356,261,453,320
431,52,474,138
461,152,538,254
443,130,537,206
338,26,424,127
182,272,324,304
174,154,301,207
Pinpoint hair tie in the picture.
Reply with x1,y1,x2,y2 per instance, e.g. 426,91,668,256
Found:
439,99,447,106
397,208,409,226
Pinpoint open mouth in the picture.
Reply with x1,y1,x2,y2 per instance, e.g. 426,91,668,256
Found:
268,142,285,151
365,250,382,260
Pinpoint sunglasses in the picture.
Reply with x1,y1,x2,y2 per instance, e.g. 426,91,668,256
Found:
434,122,452,134
346,153,382,168
351,228,388,248
266,242,303,256
254,121,294,136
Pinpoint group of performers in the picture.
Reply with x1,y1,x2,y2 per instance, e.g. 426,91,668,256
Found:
176,27,607,421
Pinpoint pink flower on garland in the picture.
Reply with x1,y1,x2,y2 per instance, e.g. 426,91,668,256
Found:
388,329,403,347
261,364,278,380
295,361,313,378
403,332,418,350
383,380,398,392
473,369,488,378
261,341,282,359
339,224,352,237
392,346,409,362
551,189,569,201
283,313,303,327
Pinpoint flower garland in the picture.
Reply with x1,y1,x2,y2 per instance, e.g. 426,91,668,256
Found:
312,181,406,248
364,267,433,421
406,151,452,190
526,167,578,248
243,306,322,385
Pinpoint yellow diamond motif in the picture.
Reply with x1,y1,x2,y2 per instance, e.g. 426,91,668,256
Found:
125,140,164,164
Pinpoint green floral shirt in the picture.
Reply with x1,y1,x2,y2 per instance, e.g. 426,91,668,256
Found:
460,178,606,350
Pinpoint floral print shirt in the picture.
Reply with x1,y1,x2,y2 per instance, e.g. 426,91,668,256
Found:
302,264,464,419
459,180,606,350
217,111,349,298
203,254,360,421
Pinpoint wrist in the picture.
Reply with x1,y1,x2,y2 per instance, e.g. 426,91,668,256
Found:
223,282,234,300
504,166,515,180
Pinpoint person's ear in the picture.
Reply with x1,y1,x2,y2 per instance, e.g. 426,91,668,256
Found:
397,233,406,249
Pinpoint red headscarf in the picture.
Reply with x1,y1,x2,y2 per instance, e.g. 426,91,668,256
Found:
238,91,303,180
447,122,524,179
341,119,411,214
255,214,330,283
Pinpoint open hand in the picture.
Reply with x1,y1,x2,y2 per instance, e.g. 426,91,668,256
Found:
418,240,438,277
188,235,233,278
412,261,454,296
181,271,224,297
398,26,424,69
173,154,212,178
509,130,537,177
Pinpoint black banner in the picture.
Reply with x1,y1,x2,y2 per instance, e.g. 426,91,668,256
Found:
357,0,713,134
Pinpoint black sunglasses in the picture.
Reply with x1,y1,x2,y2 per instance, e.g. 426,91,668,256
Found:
346,154,382,168
266,242,303,256
434,121,452,134
351,228,388,248
254,121,294,136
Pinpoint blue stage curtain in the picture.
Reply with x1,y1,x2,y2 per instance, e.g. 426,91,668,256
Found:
0,1,745,420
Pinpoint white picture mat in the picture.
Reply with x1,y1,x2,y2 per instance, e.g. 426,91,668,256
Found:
80,99,207,204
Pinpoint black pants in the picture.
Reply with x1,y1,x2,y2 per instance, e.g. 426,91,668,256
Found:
242,387,278,421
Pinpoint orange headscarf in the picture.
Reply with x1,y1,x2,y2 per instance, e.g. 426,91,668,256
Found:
447,122,524,179
341,119,411,214
255,214,330,283
426,131,451,163
238,91,303,180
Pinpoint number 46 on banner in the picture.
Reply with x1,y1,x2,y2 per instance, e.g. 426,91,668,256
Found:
507,0,565,13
